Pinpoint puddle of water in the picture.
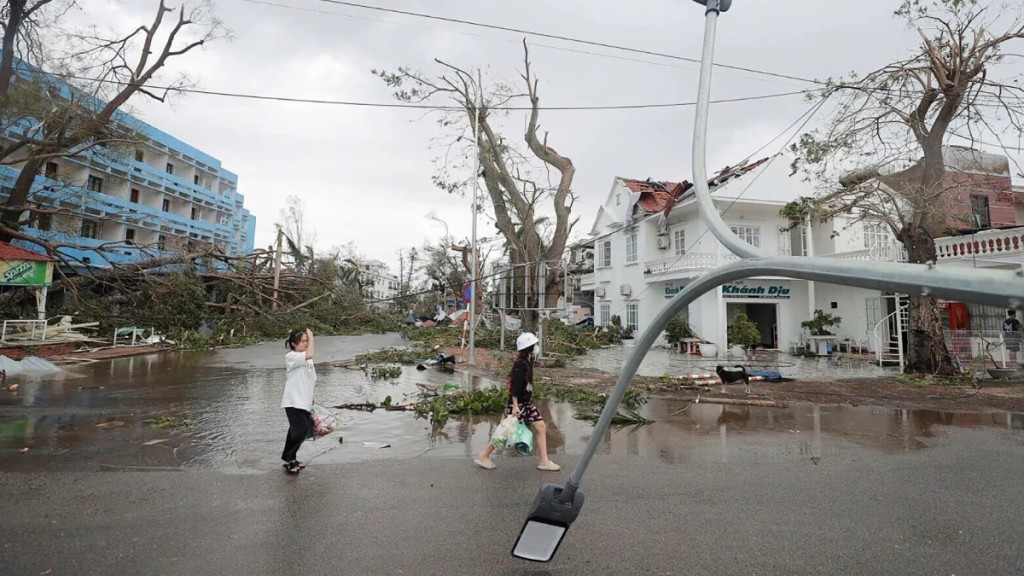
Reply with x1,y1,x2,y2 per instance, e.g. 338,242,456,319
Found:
1,337,1021,472
571,345,901,380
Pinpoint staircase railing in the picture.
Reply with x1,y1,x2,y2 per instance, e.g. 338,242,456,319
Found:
873,302,909,367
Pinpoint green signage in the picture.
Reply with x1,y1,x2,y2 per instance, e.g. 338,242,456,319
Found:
0,260,53,286
722,283,790,299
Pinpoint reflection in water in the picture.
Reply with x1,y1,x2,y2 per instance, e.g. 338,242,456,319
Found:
0,342,1022,472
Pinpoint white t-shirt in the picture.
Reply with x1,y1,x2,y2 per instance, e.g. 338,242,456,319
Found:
281,350,317,411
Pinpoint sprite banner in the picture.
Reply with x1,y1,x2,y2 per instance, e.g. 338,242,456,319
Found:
0,259,53,286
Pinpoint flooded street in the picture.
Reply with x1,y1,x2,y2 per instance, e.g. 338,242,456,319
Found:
2,335,1022,473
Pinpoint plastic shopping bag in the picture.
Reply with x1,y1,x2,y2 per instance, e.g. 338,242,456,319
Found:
512,422,534,455
311,403,340,437
490,415,519,448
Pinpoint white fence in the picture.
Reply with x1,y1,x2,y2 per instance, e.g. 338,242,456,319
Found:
943,330,1022,365
0,319,48,342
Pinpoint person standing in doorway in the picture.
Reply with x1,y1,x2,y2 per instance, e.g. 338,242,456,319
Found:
475,332,560,471
1004,310,1022,366
281,328,316,474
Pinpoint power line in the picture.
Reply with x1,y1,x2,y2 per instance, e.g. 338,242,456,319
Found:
305,0,823,86
53,71,807,110
239,0,797,86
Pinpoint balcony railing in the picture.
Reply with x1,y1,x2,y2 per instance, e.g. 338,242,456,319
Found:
578,272,595,289
823,241,907,263
643,252,741,276
936,227,1024,261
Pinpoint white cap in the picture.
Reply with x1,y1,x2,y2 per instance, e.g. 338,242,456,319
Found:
516,332,539,351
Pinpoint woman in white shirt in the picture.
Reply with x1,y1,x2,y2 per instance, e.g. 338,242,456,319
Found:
281,328,316,474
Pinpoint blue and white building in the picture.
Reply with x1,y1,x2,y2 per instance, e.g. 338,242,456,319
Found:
0,78,255,268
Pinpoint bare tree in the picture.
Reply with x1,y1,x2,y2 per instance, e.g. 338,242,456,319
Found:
787,0,1024,375
374,40,577,329
0,0,223,243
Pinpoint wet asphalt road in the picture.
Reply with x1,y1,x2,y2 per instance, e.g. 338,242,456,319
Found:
2,427,1022,576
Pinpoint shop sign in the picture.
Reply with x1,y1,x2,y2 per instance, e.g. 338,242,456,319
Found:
664,282,685,299
722,281,790,299
0,259,52,286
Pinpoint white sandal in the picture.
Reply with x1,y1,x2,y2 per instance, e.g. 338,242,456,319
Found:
474,458,496,470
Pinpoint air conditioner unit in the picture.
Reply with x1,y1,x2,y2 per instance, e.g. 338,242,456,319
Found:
596,287,606,298
619,284,632,296
657,236,671,250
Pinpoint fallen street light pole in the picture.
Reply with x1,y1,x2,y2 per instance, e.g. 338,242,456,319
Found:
511,257,1024,561
512,0,1024,562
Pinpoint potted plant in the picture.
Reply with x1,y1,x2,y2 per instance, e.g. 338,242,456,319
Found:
801,309,842,356
664,314,697,352
727,313,761,353
982,337,1019,379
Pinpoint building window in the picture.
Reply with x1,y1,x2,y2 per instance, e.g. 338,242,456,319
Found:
162,198,170,212
125,228,136,244
616,193,621,206
626,302,638,331
191,207,198,220
158,235,167,250
80,219,100,239
36,212,52,232
135,149,144,163
599,240,612,268
673,228,686,256
779,229,792,256
44,162,58,179
970,195,991,229
625,231,637,263
730,225,760,247
863,222,889,249
193,174,200,185
166,163,174,175
599,302,611,327
87,175,103,193
130,189,140,203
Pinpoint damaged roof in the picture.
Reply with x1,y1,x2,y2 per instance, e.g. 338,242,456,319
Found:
620,156,773,215
0,242,52,262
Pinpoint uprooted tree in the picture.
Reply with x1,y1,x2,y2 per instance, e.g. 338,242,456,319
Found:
373,40,577,330
786,0,1024,375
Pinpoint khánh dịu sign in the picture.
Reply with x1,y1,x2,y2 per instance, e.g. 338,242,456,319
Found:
0,259,53,286
722,282,790,299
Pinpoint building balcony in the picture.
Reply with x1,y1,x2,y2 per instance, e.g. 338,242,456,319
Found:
822,241,907,263
643,252,741,280
936,227,1024,263
578,272,595,290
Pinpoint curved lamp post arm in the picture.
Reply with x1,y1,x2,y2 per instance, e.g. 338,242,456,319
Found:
691,1,761,259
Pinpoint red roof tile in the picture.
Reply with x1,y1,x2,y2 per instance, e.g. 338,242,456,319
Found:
622,156,773,216
0,242,52,262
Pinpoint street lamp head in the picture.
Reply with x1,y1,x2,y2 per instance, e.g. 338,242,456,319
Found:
512,483,585,562
692,0,731,12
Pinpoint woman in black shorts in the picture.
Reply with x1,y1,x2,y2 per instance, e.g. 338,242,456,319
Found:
474,332,560,471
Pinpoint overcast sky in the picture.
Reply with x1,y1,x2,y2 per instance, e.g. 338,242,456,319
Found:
84,0,1024,272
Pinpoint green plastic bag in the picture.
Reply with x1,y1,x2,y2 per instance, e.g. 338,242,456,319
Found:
512,422,534,455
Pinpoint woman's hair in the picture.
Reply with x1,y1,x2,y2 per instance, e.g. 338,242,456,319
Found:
286,329,305,351
517,344,534,359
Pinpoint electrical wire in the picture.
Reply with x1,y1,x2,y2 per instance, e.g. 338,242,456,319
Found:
50,70,808,110
239,0,796,85
305,0,823,86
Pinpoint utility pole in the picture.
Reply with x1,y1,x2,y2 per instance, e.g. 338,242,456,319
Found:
272,226,283,310
468,69,482,365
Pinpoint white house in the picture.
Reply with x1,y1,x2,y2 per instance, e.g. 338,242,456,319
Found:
577,153,1024,362
358,259,400,307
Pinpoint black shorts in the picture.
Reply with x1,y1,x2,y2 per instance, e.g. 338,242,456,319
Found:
508,401,543,424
